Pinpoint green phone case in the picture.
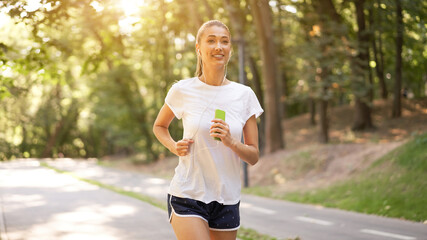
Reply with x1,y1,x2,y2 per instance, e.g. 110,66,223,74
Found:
214,109,226,141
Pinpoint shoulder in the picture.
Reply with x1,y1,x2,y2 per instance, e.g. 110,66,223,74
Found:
168,77,196,92
228,81,255,95
173,77,196,87
228,81,250,90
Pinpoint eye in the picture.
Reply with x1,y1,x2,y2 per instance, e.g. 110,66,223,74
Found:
222,40,229,44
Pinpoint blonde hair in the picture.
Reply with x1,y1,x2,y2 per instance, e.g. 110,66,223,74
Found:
195,20,231,77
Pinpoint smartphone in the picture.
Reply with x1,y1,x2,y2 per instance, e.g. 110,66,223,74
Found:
214,109,226,141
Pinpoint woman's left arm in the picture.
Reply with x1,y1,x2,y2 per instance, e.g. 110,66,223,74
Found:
210,115,259,165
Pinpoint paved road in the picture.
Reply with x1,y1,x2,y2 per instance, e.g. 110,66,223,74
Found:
2,159,426,240
0,160,174,240
240,195,426,240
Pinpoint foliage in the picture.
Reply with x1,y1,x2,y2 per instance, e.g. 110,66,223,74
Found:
0,0,425,160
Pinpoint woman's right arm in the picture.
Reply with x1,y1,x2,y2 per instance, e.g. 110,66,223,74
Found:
153,104,193,156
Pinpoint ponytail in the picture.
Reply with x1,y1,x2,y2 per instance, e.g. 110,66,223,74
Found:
195,52,203,77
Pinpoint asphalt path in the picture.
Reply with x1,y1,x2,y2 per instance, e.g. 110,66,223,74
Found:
0,160,174,240
1,159,426,240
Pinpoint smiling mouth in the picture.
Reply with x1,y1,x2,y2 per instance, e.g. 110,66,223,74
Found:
213,54,224,58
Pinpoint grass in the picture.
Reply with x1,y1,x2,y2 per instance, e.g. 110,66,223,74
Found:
40,162,282,240
238,227,300,240
254,133,427,222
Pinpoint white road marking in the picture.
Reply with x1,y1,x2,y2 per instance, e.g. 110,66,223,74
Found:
240,202,276,215
295,216,334,226
360,229,416,240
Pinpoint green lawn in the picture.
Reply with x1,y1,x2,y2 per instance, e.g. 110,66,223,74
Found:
251,133,427,222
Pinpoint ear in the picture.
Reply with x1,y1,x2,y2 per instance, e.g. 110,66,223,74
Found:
196,43,200,55
227,49,233,62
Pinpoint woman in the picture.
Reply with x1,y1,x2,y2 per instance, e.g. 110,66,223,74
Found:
153,20,263,240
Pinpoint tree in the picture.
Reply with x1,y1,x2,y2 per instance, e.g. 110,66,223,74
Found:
309,0,344,143
1,0,425,161
310,0,374,132
392,0,403,118
352,0,374,130
248,0,284,153
369,0,388,99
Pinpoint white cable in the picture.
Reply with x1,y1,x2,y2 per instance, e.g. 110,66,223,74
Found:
184,67,227,179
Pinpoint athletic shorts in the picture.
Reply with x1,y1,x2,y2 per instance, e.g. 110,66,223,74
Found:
167,194,240,231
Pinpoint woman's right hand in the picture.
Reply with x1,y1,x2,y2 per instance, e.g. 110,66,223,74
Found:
174,139,194,156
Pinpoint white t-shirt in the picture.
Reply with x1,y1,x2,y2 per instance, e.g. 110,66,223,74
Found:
165,77,263,204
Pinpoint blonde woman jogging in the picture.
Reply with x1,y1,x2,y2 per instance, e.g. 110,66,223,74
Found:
153,20,263,240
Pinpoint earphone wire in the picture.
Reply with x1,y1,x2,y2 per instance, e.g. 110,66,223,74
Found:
189,65,227,141
186,67,227,179
183,48,229,180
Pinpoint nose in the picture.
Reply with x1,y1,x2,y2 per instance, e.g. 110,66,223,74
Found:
215,42,222,51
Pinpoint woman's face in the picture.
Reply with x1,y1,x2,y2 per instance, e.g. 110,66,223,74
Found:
197,25,231,67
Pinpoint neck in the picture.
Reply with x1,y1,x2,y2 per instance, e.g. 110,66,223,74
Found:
200,66,226,86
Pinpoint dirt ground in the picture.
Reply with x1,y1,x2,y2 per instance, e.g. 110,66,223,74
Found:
104,98,427,193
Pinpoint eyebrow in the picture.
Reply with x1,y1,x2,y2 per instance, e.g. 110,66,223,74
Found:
206,35,229,39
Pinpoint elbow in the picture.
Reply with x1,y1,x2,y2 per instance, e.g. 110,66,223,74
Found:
152,124,161,138
250,157,259,166
248,149,259,166
249,160,258,166
152,124,157,135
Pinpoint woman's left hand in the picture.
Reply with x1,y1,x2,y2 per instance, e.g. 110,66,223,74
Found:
210,119,235,148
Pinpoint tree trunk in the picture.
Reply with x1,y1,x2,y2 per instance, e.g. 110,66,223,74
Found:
313,0,342,23
300,1,317,126
41,99,80,158
369,3,388,99
276,0,289,117
42,119,65,158
352,98,373,130
201,0,214,19
377,30,387,96
187,0,203,30
318,98,328,143
310,0,339,143
368,63,374,102
248,56,263,107
249,0,284,153
392,0,403,118
19,123,27,155
248,56,266,154
317,65,331,142
352,0,374,130
309,98,316,126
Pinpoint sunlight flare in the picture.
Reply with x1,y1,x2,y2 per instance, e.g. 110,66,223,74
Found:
118,0,146,16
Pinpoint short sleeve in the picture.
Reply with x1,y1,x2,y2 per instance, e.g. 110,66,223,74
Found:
165,83,184,119
244,88,264,123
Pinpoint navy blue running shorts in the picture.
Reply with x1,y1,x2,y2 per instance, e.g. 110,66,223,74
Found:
167,194,240,231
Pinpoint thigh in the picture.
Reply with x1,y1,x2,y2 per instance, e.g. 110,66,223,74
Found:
210,230,238,240
171,213,210,240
